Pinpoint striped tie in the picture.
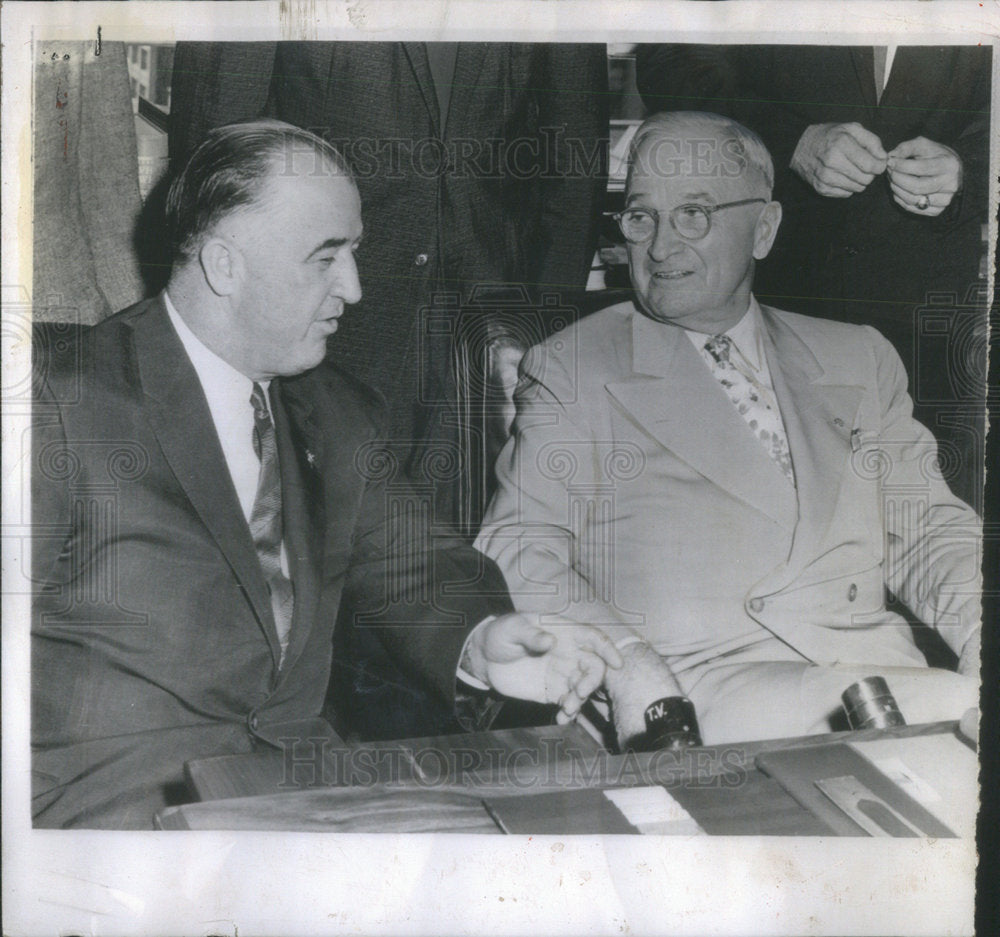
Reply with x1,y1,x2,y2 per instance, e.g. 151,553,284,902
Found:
249,383,295,665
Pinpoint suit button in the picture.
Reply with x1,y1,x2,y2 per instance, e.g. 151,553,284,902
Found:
248,712,260,732
748,597,765,614
847,583,858,602
414,253,429,267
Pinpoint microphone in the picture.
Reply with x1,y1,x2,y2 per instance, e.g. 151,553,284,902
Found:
623,696,703,753
841,676,906,730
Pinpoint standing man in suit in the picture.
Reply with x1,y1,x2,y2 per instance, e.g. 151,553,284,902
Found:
475,112,981,747
635,45,991,511
31,121,622,828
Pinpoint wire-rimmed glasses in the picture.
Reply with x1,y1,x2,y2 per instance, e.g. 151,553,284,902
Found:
606,199,767,243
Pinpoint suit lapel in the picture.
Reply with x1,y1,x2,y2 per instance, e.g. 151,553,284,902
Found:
270,366,380,679
876,47,950,144
131,297,277,657
606,309,798,529
445,43,490,135
759,307,864,590
401,42,443,137
270,378,325,673
850,46,879,110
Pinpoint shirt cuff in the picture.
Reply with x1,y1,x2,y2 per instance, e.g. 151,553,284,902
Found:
613,633,648,651
456,615,497,691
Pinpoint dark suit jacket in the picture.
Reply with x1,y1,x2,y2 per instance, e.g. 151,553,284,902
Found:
31,295,512,828
635,44,991,508
168,41,609,524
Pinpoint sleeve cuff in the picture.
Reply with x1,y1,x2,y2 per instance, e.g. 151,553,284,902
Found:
456,615,497,691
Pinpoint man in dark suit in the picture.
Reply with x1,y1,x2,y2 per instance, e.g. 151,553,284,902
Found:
31,121,622,829
167,41,610,732
635,45,991,511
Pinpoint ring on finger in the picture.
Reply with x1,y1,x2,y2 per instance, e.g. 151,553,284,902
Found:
916,195,930,210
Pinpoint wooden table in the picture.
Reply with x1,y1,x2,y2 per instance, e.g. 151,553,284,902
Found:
156,720,973,834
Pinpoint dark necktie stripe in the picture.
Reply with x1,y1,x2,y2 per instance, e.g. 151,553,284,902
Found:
249,383,294,665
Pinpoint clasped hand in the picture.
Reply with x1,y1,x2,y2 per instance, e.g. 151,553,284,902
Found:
791,122,961,215
886,136,962,216
791,122,887,197
463,613,623,723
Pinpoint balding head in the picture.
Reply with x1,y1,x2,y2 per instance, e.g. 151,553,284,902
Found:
619,111,782,333
627,111,775,200
165,119,355,265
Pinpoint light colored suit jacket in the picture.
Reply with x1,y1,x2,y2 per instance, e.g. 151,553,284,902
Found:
476,299,980,702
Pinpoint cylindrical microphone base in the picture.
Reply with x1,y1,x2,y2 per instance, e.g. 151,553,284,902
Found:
624,696,702,753
841,676,906,730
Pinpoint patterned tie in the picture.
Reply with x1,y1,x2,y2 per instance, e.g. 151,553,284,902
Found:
249,383,295,665
702,335,795,484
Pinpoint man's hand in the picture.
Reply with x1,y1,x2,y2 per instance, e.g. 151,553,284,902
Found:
790,122,888,197
463,613,624,723
604,641,685,749
886,137,963,216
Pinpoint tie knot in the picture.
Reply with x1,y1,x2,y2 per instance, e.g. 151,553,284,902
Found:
705,334,732,364
250,383,270,422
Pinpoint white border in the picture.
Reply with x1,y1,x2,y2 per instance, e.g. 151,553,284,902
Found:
3,3,998,935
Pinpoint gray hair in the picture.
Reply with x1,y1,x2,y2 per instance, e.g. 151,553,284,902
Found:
627,111,774,197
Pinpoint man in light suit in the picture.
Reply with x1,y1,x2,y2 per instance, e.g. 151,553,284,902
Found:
31,121,621,828
635,45,991,512
475,112,981,747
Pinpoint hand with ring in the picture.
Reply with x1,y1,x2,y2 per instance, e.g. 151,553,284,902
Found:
886,136,963,217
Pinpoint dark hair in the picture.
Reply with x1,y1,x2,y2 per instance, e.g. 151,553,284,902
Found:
165,119,354,263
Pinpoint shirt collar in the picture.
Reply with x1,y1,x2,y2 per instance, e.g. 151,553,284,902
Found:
684,295,765,372
164,291,270,414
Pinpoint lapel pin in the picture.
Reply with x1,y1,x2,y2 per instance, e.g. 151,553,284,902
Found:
305,449,317,467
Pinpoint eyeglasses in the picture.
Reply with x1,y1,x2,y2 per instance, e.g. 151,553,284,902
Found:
606,199,767,243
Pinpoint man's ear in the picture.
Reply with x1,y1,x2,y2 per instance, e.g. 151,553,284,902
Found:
199,237,244,297
752,201,783,261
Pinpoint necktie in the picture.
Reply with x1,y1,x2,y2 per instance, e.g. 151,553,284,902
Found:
249,383,294,665
702,335,795,484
